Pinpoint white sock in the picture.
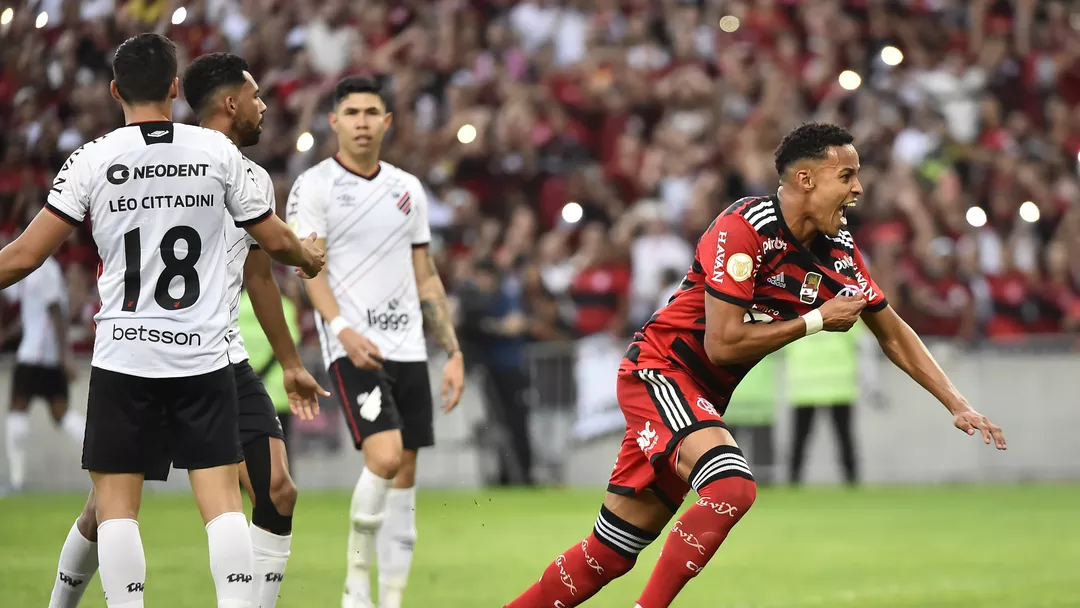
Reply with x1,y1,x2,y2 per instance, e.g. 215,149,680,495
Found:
60,410,86,443
49,521,99,608
344,466,392,603
206,511,255,608
97,519,145,608
250,523,291,608
5,410,29,490
376,487,417,608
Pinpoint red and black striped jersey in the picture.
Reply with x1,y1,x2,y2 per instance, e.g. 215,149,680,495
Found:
622,194,887,411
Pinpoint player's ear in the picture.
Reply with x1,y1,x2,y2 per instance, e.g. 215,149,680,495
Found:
328,110,338,131
384,112,393,129
168,77,179,100
109,80,122,103
797,169,813,191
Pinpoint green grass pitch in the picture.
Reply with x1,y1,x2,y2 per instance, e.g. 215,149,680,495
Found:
2,484,1078,607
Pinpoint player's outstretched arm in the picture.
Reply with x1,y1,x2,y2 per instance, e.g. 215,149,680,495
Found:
243,248,329,419
862,304,1007,450
0,210,76,290
413,245,464,411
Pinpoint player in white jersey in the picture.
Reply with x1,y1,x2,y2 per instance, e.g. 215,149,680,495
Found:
1,250,84,494
0,34,324,608
43,52,328,608
285,76,465,608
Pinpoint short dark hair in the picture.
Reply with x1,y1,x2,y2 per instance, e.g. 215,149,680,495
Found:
182,52,250,117
112,33,178,104
333,76,387,110
773,122,855,176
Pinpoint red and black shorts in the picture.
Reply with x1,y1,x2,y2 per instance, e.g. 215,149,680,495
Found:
608,366,728,512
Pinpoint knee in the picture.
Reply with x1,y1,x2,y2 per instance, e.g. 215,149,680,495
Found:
268,474,298,516
690,445,758,521
364,449,403,479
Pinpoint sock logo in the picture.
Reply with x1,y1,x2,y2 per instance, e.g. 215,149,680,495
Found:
555,555,577,596
265,572,284,583
580,540,604,575
555,603,567,608
685,561,703,575
126,582,144,593
226,573,253,584
671,521,707,555
696,497,739,518
59,573,85,587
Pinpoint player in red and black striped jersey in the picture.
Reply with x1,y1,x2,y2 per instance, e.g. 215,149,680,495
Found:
505,123,1007,608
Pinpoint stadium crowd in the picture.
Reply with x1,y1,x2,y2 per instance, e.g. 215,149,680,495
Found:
2,0,1080,362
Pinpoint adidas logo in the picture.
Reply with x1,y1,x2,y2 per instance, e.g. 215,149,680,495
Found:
767,273,786,288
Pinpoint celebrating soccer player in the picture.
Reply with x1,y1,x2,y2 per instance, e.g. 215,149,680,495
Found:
0,33,323,608
504,122,1006,608
285,76,465,608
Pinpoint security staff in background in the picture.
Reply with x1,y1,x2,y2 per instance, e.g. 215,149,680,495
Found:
786,320,869,486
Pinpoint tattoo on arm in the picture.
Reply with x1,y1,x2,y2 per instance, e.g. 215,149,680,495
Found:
418,254,460,355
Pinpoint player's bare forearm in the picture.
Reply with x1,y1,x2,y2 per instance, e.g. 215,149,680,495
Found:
303,270,343,323
245,215,313,269
863,305,972,415
244,248,302,369
413,247,460,356
0,210,75,289
705,295,806,365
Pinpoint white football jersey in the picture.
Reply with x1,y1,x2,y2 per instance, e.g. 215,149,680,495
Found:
45,121,272,378
286,158,431,366
1,257,68,366
224,158,274,365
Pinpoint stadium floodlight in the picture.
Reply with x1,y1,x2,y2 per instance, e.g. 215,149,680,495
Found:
561,202,583,224
172,7,187,25
296,132,314,153
838,70,862,91
35,11,47,28
1019,201,1040,223
457,124,477,144
719,16,739,33
881,46,904,66
1,8,13,25
965,206,987,228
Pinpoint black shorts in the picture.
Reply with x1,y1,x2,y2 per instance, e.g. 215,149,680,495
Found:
328,358,435,450
142,361,285,481
12,363,68,401
82,365,242,477
234,360,285,446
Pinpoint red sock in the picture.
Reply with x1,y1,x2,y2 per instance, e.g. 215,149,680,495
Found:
637,445,757,608
506,506,658,607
